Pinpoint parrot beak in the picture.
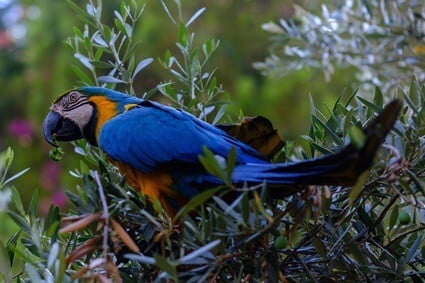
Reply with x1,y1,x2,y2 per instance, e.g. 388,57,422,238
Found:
42,111,83,146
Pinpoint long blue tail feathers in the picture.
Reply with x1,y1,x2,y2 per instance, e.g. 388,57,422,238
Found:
231,100,402,193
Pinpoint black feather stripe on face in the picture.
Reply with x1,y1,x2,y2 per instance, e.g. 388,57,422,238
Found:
82,105,98,146
54,91,89,112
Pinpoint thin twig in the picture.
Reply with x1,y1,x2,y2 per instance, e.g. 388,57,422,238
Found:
296,254,319,283
234,208,289,249
280,224,324,268
386,225,425,247
94,170,110,257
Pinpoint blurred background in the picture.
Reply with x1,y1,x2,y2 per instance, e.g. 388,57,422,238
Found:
0,0,422,219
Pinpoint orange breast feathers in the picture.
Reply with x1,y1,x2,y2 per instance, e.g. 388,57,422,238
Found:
111,160,187,215
88,96,187,214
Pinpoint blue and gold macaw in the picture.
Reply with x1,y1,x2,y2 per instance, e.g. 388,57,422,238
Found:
42,87,401,214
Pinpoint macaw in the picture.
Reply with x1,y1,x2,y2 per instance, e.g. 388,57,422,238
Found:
42,87,401,214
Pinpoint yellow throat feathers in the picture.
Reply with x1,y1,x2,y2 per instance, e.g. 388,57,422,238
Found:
88,96,118,138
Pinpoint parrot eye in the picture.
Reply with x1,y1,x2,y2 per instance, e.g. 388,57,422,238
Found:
60,91,87,110
69,92,78,102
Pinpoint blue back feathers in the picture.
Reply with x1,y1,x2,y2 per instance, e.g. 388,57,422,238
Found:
76,87,268,174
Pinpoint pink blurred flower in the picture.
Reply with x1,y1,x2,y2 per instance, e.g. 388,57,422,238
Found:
38,191,68,215
40,161,61,191
7,119,34,146
52,190,67,208
0,31,13,49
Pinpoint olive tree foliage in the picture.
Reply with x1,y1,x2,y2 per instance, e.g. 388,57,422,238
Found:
255,0,425,90
0,1,424,282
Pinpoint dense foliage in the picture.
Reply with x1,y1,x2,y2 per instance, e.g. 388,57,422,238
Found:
0,0,424,282
255,1,425,88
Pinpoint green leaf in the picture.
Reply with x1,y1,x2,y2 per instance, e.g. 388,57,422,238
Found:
348,171,368,205
114,10,124,24
92,34,108,48
45,221,60,240
5,231,19,264
164,49,172,66
357,206,374,231
91,60,113,69
47,242,59,269
178,22,188,46
311,115,344,147
213,196,242,221
121,70,132,84
3,168,29,186
65,191,86,209
139,209,162,229
0,241,12,283
312,238,326,257
409,76,419,105
161,1,176,24
347,239,368,265
202,39,213,57
357,97,381,112
405,233,423,265
153,254,177,279
310,141,334,155
97,76,126,84
102,25,112,43
67,0,86,16
207,76,217,93
124,23,133,37
132,58,153,79
373,86,383,106
174,187,222,220
1,147,13,179
10,187,24,216
388,204,399,231
212,103,227,125
343,109,354,133
71,65,94,85
27,189,38,222
348,125,366,149
7,210,31,235
124,253,156,265
253,191,272,222
25,264,42,283
186,7,206,27
114,19,125,34
275,236,288,249
74,53,94,71
198,146,226,181
403,87,420,115
86,3,96,17
178,239,220,264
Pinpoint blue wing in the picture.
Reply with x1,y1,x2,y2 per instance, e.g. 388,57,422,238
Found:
98,101,269,173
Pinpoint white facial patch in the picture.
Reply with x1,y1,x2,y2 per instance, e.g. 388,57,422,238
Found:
63,103,94,131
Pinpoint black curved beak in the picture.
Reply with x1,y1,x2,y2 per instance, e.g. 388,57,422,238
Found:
42,111,83,146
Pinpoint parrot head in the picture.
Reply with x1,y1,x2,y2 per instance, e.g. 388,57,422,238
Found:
42,87,141,147
42,89,95,146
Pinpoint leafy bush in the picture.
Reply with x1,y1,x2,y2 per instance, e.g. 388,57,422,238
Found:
255,0,425,89
0,1,424,282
